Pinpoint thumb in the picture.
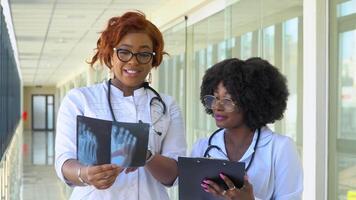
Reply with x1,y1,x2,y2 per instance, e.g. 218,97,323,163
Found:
243,175,251,188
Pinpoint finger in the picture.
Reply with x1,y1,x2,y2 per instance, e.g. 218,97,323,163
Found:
89,168,120,188
220,173,235,190
242,175,253,191
103,164,121,170
202,179,224,196
201,182,220,196
88,165,122,180
93,175,117,190
125,167,138,174
97,167,122,179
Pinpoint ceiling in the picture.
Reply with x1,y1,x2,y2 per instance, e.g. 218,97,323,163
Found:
9,0,179,86
9,0,302,87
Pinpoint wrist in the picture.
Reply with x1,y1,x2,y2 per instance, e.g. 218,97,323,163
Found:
77,166,88,186
145,149,155,164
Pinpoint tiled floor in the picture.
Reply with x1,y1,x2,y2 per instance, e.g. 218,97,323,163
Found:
22,131,66,200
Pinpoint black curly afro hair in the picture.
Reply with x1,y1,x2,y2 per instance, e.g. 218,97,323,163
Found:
200,57,289,130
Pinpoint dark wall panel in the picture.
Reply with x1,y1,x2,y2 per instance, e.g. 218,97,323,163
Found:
0,6,21,160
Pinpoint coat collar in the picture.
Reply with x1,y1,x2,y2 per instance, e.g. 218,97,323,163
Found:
104,80,146,98
209,126,273,161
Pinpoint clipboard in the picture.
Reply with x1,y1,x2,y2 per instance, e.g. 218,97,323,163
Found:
178,157,245,200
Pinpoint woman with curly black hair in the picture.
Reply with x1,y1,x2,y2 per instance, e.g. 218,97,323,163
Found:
191,57,303,200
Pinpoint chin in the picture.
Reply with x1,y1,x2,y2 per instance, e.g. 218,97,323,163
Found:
215,121,226,128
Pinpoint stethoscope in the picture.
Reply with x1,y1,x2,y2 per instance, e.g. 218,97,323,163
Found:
107,79,167,136
203,128,261,172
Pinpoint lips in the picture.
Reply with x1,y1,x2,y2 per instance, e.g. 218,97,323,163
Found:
214,114,226,121
123,68,140,77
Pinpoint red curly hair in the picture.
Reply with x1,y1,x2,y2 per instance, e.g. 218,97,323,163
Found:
89,11,164,68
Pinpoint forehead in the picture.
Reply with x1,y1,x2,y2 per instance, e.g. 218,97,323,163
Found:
118,32,153,49
213,82,232,97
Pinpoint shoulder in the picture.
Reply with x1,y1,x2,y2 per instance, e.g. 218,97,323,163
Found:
149,91,181,114
158,92,176,105
258,127,296,149
271,132,297,149
267,131,300,163
75,81,106,98
65,81,104,96
60,82,106,109
60,87,82,106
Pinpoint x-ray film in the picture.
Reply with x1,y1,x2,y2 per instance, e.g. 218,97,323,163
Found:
76,116,149,167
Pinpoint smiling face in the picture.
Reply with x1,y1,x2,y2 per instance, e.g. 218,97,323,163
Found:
212,82,245,129
111,32,154,88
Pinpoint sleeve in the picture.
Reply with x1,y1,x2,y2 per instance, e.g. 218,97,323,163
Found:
273,137,303,200
160,99,187,161
54,89,84,185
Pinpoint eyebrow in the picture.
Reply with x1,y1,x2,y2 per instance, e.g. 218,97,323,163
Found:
213,93,232,99
118,44,153,50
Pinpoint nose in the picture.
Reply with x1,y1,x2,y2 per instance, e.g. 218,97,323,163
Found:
128,55,139,65
212,100,225,111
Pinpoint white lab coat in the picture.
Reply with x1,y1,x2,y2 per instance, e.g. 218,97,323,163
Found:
55,81,186,200
191,127,303,200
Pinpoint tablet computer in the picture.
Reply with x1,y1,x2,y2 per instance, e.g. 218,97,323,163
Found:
178,157,245,200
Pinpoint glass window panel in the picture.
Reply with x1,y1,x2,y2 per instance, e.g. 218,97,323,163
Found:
207,45,214,67
160,21,186,112
159,59,168,93
282,18,299,141
241,32,253,59
338,153,356,199
337,0,356,17
47,104,53,129
217,40,228,62
33,96,46,129
263,25,275,63
47,96,53,104
79,73,87,87
47,131,54,165
161,21,187,200
339,30,356,140
330,1,356,198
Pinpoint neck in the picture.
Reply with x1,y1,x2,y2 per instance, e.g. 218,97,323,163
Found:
225,126,254,148
111,78,142,96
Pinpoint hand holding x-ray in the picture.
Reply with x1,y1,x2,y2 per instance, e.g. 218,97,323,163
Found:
78,123,98,165
111,125,137,167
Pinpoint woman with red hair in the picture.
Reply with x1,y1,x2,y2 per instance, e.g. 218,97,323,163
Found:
55,11,186,200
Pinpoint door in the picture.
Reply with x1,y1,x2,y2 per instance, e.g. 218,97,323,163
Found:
31,95,55,165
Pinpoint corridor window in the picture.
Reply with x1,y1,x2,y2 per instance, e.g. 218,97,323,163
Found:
329,0,356,198
282,17,299,141
337,0,356,17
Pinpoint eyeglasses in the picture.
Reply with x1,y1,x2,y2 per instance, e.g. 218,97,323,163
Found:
203,95,236,112
113,48,155,64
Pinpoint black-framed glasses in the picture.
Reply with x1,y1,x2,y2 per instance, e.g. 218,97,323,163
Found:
113,48,155,64
203,95,236,112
